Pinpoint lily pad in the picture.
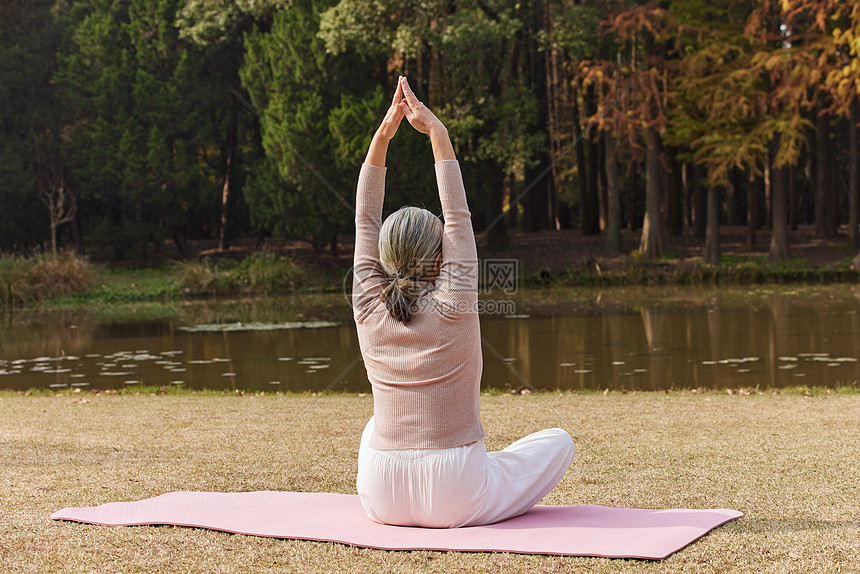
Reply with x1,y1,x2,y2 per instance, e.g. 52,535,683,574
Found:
177,321,339,333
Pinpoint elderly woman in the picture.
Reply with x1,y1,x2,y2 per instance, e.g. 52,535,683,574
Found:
352,76,575,528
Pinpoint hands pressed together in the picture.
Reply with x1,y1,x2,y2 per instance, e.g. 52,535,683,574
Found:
366,76,454,167
377,76,446,142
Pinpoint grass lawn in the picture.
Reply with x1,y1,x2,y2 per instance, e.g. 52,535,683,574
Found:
2,389,858,573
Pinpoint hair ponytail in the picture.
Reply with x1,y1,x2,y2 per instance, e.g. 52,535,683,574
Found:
381,277,419,323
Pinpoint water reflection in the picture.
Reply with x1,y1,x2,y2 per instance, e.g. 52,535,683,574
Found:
1,286,858,392
481,286,860,390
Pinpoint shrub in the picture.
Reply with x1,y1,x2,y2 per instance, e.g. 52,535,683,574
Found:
31,251,92,297
0,255,32,305
178,261,220,295
235,250,304,293
177,251,304,296
0,250,91,306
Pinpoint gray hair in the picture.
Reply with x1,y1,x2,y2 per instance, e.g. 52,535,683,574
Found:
378,206,443,324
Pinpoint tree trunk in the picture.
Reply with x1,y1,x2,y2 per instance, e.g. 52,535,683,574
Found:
556,196,572,229
683,162,693,228
605,131,622,253
218,154,231,251
850,101,858,248
629,160,639,231
764,156,772,230
574,84,599,235
668,149,683,236
693,165,706,240
483,159,509,250
218,116,238,251
71,216,85,254
522,163,550,232
815,106,837,237
639,126,663,258
35,146,76,260
705,185,721,265
172,227,189,260
571,83,588,230
585,82,600,236
767,136,791,263
788,164,798,230
748,174,760,251
545,16,568,231
505,175,519,230
521,12,551,232
726,169,739,226
50,224,58,259
598,131,608,232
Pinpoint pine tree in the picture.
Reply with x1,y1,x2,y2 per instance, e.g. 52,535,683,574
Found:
241,0,386,252
55,0,211,258
0,0,66,250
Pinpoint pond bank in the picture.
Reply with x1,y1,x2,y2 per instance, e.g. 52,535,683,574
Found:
2,225,859,309
3,390,857,573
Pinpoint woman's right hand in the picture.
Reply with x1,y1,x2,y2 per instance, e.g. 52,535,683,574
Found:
365,78,407,166
398,77,446,136
376,77,406,142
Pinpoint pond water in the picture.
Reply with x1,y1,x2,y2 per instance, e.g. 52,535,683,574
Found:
1,286,858,392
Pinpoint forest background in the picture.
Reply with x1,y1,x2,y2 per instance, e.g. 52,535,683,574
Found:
1,0,859,271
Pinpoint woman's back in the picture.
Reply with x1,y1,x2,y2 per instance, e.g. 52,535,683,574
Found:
352,160,485,450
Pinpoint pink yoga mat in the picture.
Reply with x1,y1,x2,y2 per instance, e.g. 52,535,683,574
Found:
52,491,742,560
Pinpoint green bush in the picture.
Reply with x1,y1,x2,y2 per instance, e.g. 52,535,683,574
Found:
178,261,219,295
177,260,239,295
178,250,304,296
236,250,304,293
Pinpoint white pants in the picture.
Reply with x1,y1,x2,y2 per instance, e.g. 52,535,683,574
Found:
356,417,575,528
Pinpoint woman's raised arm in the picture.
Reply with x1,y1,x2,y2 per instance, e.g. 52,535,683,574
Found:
353,79,407,320
397,77,475,315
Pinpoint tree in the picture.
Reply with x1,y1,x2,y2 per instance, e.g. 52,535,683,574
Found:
34,141,76,258
850,102,859,248
6,0,860,263
242,0,387,252
640,125,663,258
665,1,816,263
580,3,682,259
767,134,792,263
758,0,860,239
0,0,65,251
176,0,267,252
704,183,720,265
604,129,622,253
822,7,860,247
55,0,219,259
320,0,558,244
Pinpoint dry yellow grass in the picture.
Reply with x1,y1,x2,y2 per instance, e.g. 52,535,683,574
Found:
1,389,858,573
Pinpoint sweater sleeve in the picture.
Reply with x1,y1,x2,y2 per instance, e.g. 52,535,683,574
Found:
352,163,388,322
433,160,478,318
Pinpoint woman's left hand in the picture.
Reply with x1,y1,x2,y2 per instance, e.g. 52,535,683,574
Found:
397,76,445,136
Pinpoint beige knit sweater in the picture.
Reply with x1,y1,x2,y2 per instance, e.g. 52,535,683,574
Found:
352,160,486,450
